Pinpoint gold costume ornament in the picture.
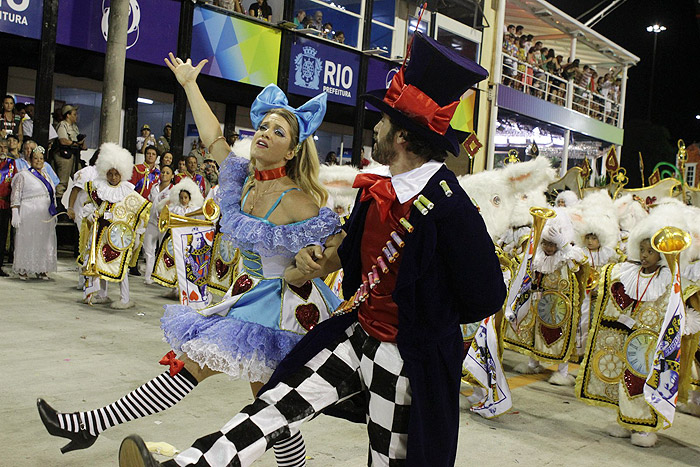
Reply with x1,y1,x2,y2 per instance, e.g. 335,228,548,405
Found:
503,207,584,363
81,184,151,282
576,226,692,432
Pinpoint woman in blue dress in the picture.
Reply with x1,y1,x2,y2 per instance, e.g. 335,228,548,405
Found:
37,54,342,467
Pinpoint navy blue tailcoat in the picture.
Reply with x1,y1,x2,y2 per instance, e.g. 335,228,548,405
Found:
261,165,506,466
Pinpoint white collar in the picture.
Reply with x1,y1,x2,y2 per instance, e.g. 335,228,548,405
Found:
363,160,444,204
617,262,672,302
93,178,135,203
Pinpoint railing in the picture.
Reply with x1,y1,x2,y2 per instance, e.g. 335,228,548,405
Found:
501,55,620,127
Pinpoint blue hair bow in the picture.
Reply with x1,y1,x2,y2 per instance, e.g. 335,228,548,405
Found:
250,84,327,143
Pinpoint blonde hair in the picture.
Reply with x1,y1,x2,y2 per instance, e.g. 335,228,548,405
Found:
246,108,328,207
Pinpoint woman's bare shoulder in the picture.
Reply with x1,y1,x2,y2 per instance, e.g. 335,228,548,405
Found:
280,188,320,222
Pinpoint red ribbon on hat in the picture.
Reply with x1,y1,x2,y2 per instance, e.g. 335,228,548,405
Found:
159,350,185,377
382,69,460,136
353,173,396,222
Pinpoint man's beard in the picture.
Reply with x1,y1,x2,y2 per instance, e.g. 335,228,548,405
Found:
372,134,397,166
206,173,218,185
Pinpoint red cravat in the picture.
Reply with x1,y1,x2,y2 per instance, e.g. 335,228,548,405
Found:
353,173,396,222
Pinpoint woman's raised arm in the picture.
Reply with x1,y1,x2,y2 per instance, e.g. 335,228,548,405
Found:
164,53,231,164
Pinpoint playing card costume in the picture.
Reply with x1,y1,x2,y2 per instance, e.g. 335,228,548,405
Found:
160,178,214,309
149,33,506,467
204,185,240,296
504,208,586,368
575,205,693,442
143,176,173,283
81,144,151,307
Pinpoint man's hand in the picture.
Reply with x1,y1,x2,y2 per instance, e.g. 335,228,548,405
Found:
67,207,76,220
284,265,309,288
294,245,324,276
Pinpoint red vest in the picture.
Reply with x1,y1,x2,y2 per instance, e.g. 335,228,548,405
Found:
357,196,414,342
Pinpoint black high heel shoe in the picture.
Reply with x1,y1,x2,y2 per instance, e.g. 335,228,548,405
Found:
36,398,98,453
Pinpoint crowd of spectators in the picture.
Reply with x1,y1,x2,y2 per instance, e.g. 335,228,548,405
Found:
211,1,346,43
291,9,345,43
0,93,231,277
501,24,622,124
212,0,271,21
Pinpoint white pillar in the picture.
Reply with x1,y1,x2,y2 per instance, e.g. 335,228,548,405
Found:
486,0,506,170
561,129,571,176
618,65,629,128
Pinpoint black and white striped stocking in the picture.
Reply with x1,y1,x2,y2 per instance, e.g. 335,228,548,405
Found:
273,430,307,467
56,369,198,436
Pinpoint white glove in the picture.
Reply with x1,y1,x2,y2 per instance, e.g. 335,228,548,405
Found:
86,212,97,224
11,207,20,228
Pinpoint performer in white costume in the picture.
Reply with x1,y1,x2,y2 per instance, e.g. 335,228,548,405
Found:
80,144,151,309
143,164,174,285
575,205,692,447
570,191,623,358
64,151,100,289
507,208,586,385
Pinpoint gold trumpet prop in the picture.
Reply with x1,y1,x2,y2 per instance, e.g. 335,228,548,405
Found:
504,206,557,326
495,244,514,271
158,198,221,233
651,226,692,272
83,218,100,277
529,206,557,257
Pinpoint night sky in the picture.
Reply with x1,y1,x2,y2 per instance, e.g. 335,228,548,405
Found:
547,0,700,143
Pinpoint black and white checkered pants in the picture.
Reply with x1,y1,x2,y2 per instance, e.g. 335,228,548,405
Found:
170,322,412,467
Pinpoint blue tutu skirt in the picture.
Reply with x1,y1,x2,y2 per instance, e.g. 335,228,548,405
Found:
161,277,341,383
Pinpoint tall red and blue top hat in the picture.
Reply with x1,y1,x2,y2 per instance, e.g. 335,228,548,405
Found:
363,32,489,156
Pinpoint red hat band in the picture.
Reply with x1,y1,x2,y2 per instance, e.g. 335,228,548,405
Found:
382,68,460,136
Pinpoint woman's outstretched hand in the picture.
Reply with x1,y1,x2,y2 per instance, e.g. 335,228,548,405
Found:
164,53,208,87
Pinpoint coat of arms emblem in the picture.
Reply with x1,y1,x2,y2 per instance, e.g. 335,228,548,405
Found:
294,46,322,90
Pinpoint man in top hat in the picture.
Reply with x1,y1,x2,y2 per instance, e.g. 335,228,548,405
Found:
118,33,506,467
136,124,157,155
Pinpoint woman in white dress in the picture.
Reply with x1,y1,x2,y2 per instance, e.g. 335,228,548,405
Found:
10,146,57,279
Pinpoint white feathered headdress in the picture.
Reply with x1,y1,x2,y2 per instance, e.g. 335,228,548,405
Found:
319,164,360,215
569,190,619,249
459,169,513,241
96,142,134,181
170,177,204,209
613,194,648,232
627,203,690,267
541,207,575,249
232,137,251,160
555,190,580,207
502,157,557,227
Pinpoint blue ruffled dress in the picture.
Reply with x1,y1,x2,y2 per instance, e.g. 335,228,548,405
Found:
161,155,342,383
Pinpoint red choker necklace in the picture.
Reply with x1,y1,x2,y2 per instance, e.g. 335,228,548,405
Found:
254,166,287,181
